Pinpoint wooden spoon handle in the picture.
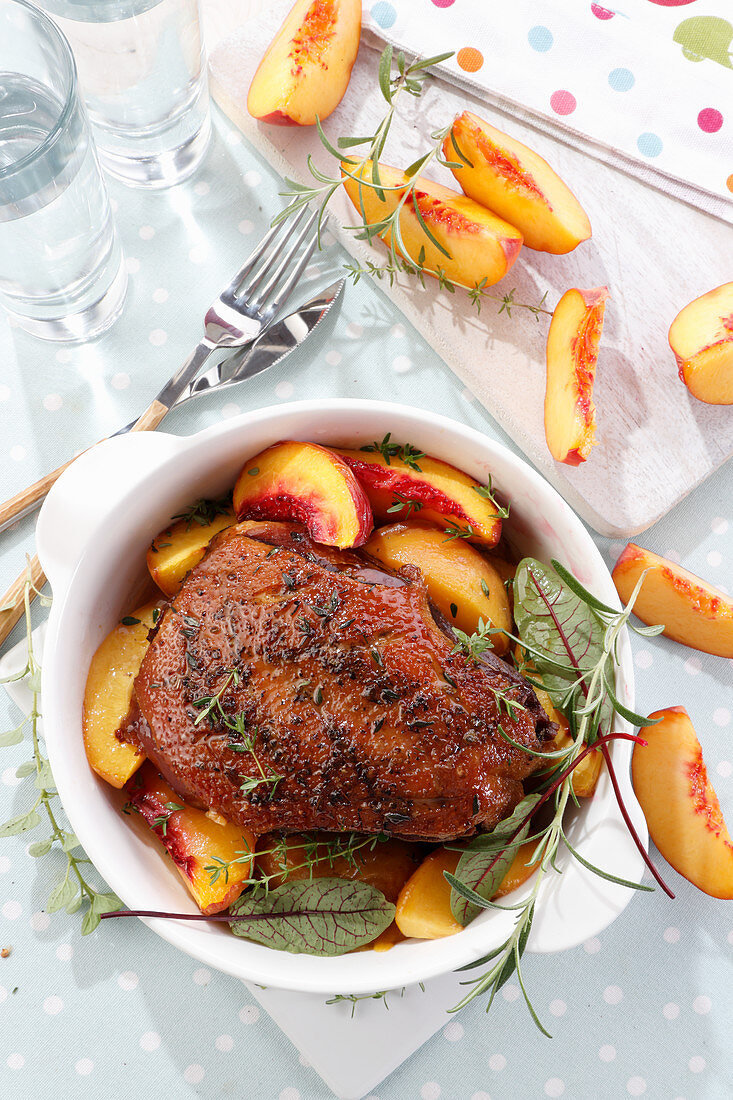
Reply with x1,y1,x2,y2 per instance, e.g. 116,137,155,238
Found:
0,554,46,649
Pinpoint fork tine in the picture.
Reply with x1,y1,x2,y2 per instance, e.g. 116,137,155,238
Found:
245,209,319,314
234,207,308,302
262,219,321,319
223,208,305,299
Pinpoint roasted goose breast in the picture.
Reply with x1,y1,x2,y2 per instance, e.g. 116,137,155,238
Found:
131,522,553,842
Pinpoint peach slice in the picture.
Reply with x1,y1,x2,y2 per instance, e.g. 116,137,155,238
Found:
247,0,361,126
545,286,608,465
341,160,523,288
147,506,235,597
82,602,159,788
233,440,373,548
127,763,256,914
334,446,503,547
612,543,733,658
364,522,512,655
669,282,733,405
633,708,733,899
444,111,591,254
395,841,537,939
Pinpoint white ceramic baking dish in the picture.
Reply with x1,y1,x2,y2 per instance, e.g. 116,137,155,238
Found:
36,399,645,994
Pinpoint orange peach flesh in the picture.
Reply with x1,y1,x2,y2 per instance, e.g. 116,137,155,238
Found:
612,543,733,658
341,159,523,288
633,708,733,899
445,111,591,254
669,282,733,406
544,287,608,466
232,440,373,548
247,0,361,126
147,508,236,597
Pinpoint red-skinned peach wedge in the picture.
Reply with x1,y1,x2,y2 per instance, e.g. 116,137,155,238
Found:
126,763,256,914
247,0,361,126
341,159,523,288
612,543,733,658
334,447,503,547
633,708,733,899
544,286,608,465
444,111,591,254
668,282,733,405
233,440,373,548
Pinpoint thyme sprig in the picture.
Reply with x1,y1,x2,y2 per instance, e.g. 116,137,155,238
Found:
171,494,232,531
360,432,424,470
205,832,385,891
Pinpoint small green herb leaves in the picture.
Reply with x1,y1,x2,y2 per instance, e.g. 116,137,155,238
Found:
229,879,394,956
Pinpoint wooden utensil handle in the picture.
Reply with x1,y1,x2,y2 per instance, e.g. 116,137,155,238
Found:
0,554,46,649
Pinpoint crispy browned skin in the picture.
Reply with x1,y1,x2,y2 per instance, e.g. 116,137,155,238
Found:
132,522,553,842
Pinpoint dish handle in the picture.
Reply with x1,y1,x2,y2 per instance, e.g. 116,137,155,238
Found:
36,432,182,594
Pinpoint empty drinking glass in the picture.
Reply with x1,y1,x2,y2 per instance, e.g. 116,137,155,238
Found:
0,0,126,341
42,0,211,188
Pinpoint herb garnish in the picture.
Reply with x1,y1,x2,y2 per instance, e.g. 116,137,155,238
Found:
474,476,511,520
171,494,232,531
360,433,425,471
386,493,424,519
151,802,184,837
443,523,476,542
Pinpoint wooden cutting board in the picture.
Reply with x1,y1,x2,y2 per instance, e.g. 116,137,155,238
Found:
207,1,733,537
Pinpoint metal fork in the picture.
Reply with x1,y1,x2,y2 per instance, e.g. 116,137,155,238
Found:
0,209,320,646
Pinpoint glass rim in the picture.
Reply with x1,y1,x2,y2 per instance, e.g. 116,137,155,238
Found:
0,0,80,183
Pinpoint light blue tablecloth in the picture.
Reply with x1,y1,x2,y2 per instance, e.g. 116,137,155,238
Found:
0,109,731,1100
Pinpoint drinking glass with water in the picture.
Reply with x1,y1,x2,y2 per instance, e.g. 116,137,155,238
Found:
42,0,211,189
0,0,126,341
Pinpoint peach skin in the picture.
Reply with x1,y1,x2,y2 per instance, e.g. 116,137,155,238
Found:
612,543,733,658
233,440,373,548
341,159,523,288
82,602,159,788
126,763,256,914
247,0,361,126
669,282,733,405
633,708,733,899
334,447,503,547
445,111,591,254
544,287,608,465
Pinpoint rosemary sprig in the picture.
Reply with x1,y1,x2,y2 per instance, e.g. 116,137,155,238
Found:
205,832,384,890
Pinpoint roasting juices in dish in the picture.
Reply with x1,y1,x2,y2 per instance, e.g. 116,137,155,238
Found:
83,436,657,996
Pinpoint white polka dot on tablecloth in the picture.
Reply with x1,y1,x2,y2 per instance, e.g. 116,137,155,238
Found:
489,1054,506,1071
603,985,623,1005
194,181,210,196
345,322,363,338
298,1055,310,1068
184,1065,204,1084
325,350,342,366
111,371,130,390
226,130,242,146
2,901,22,920
152,288,169,304
192,967,210,986
139,225,155,240
693,995,711,1014
0,856,10,872
728,930,733,945
56,944,72,961
43,995,63,1015
0,384,10,401
634,649,653,670
215,1034,233,1052
149,329,167,346
125,257,140,275
30,911,50,931
238,219,254,235
42,393,62,411
7,1054,24,1070
688,1057,705,1073
391,323,405,338
220,403,241,419
549,999,567,1017
713,708,730,727
663,927,680,944
188,246,206,264
110,197,119,212
279,1089,300,1100
599,1045,616,1062
9,446,26,462
75,1059,93,1075
584,937,601,954
717,761,732,778
0,986,7,1004
711,516,728,535
627,1077,646,1095
3,765,22,786
392,355,412,374
471,1093,492,1100
684,656,701,676
443,1021,464,1042
275,380,294,399
118,971,138,990
239,1004,260,1025
140,1031,161,1051
663,1002,680,1020
460,387,475,403
244,170,261,187
56,349,72,364
545,1079,565,1097
501,983,520,1001
420,1084,441,1100
665,549,681,564
707,551,722,568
